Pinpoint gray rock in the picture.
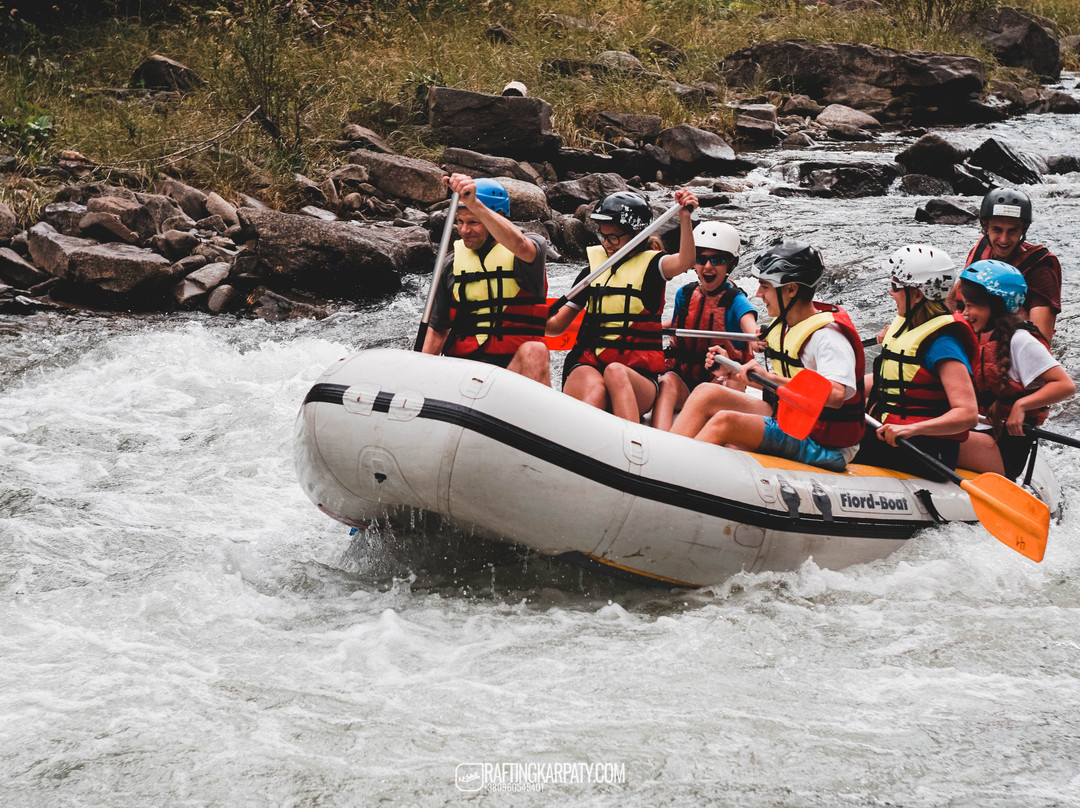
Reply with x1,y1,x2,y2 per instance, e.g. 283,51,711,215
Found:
657,124,739,172
161,213,197,233
156,178,208,220
86,195,158,242
0,202,17,243
196,215,227,234
151,229,201,261
816,104,881,129
186,261,231,290
341,123,394,153
207,284,243,313
734,103,781,144
781,131,817,148
427,87,561,158
0,246,48,288
41,202,87,236
595,51,644,73
967,137,1042,185
250,286,332,321
951,6,1061,81
915,198,979,224
346,149,447,206
896,133,968,179
1044,91,1080,114
779,94,825,117
173,254,208,273
441,148,543,184
1046,155,1080,174
205,192,240,228
546,173,629,214
301,206,339,221
133,193,187,235
28,223,176,293
899,174,954,195
78,211,141,245
499,178,551,221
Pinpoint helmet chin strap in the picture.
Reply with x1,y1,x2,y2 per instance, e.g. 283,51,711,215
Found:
759,283,797,374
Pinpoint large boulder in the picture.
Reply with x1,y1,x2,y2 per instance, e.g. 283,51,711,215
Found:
967,137,1042,186
28,223,177,295
440,147,543,185
236,208,423,299
345,149,447,206
952,6,1061,81
428,87,562,158
896,133,969,179
656,125,744,176
545,173,629,214
720,40,986,124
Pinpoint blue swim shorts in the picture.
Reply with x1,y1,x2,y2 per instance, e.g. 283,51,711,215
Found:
757,417,848,472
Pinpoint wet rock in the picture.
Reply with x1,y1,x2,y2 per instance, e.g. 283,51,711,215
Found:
346,149,447,206
801,164,898,197
28,223,177,294
427,87,562,159
0,247,48,288
951,6,1061,81
236,208,409,299
824,124,874,142
821,83,892,117
967,137,1042,185
131,55,204,92
208,284,244,313
781,131,817,149
543,212,591,261
950,163,997,196
656,125,741,176
441,148,543,184
779,94,825,117
1046,155,1080,174
499,178,551,221
734,104,782,144
899,174,954,195
720,40,986,124
1044,91,1080,114
915,198,979,225
249,286,332,321
816,104,880,129
896,133,969,179
546,173,629,214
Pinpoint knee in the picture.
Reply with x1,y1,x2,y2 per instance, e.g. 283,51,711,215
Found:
517,341,548,365
602,363,630,385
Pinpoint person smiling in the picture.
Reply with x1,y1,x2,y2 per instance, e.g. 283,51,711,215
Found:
546,188,699,422
955,260,1074,479
651,221,757,431
948,187,1062,343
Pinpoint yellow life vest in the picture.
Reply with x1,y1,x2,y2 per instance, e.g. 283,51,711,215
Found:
583,244,661,346
765,311,836,379
450,240,527,349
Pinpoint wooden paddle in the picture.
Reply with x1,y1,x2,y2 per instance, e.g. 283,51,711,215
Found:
547,202,684,317
865,414,1049,562
710,353,833,441
413,190,459,352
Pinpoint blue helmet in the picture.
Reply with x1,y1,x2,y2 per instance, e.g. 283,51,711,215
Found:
961,259,1027,313
466,177,510,215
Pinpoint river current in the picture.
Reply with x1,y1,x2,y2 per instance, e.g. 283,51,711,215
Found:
4,77,1080,806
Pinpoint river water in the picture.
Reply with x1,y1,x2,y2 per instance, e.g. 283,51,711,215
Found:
4,77,1080,806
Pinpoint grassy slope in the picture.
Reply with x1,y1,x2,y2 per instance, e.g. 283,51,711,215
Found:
0,0,1076,219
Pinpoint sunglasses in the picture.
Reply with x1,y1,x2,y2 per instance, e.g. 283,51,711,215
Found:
890,278,906,292
696,253,732,267
598,231,629,245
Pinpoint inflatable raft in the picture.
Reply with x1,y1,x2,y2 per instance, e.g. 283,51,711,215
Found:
295,349,1059,588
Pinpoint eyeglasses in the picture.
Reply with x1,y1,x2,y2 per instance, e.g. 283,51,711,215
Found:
598,231,629,245
695,253,732,267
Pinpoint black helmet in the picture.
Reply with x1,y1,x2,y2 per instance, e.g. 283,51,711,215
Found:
590,192,652,232
980,187,1033,225
751,239,824,289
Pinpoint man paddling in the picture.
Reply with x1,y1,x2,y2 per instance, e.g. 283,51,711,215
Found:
671,239,866,471
949,187,1062,343
421,174,551,385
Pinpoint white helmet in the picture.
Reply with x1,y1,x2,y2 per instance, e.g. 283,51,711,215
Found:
883,244,956,302
693,222,740,257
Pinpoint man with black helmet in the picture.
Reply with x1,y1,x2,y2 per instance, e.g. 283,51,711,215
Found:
953,187,1061,342
423,173,551,385
671,239,865,472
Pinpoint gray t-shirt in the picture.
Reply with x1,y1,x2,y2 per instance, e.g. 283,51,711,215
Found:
429,232,547,331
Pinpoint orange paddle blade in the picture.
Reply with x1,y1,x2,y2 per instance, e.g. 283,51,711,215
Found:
772,369,833,440
544,298,583,351
962,473,1050,562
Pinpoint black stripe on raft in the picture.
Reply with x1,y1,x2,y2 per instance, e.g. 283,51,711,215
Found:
303,383,929,540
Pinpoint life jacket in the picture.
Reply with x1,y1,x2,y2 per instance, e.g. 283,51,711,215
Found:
444,239,547,358
762,303,866,449
871,312,977,441
574,245,666,373
667,281,753,388
965,236,1059,315
972,323,1051,426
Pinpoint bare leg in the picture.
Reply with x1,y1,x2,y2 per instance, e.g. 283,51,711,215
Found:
652,373,689,432
695,410,767,449
671,383,772,437
603,363,659,423
957,431,1006,475
563,365,608,410
507,341,551,387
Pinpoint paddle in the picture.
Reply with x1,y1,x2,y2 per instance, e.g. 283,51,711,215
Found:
413,190,460,352
1023,423,1080,449
710,353,832,441
664,328,756,342
547,202,684,317
864,414,1049,562
544,299,584,350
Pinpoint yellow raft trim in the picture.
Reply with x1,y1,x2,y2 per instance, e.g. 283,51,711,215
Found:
580,553,698,588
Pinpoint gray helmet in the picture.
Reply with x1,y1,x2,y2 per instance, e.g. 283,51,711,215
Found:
980,187,1033,224
751,239,824,289
590,192,652,232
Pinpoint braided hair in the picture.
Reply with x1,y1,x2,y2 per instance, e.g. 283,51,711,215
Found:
960,278,1023,436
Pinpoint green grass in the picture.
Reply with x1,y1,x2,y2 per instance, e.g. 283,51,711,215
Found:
0,0,1076,221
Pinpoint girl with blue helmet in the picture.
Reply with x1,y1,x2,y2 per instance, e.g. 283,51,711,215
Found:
956,259,1075,479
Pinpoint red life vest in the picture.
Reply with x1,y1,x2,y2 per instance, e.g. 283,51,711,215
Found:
972,323,1051,426
574,245,666,373
872,312,977,441
762,303,866,449
667,281,753,388
444,239,547,358
965,235,1060,315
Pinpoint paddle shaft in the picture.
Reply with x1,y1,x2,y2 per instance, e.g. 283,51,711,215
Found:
711,353,790,397
413,190,459,352
864,414,962,485
548,203,683,316
664,328,755,342
1025,423,1080,449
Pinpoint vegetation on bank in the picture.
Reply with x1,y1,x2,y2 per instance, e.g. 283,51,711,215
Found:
1,0,1077,218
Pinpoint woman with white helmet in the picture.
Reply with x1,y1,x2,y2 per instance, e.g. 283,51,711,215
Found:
955,259,1074,479
855,244,978,475
652,221,758,431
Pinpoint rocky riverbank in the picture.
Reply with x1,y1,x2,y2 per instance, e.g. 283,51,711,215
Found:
2,5,1078,320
